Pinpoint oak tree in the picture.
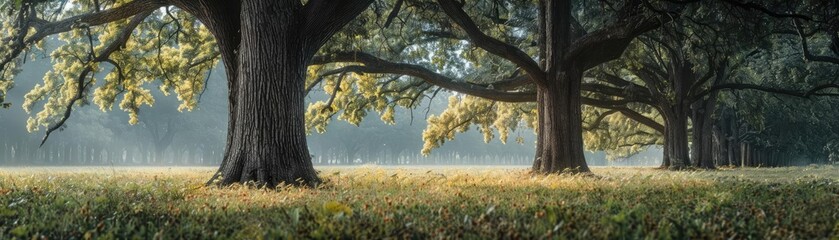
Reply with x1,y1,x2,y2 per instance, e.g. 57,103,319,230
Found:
1,0,372,187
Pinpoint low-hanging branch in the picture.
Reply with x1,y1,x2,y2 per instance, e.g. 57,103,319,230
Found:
466,75,531,91
306,66,362,95
312,52,537,102
40,11,152,147
313,51,663,111
584,97,665,134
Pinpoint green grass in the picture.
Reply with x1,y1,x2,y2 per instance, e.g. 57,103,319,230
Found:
1,166,838,239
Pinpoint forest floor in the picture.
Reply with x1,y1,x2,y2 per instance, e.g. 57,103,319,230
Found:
0,165,837,239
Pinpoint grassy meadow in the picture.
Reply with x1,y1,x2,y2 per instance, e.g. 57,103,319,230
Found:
0,166,838,239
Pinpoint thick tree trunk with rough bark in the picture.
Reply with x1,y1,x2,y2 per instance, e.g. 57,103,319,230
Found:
696,121,716,169
662,109,690,169
656,54,699,170
530,1,590,174
690,110,702,167
713,110,729,166
211,1,320,187
661,141,671,168
172,0,370,187
690,97,717,169
532,69,589,173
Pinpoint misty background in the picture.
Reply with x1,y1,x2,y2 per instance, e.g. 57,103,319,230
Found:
0,52,662,167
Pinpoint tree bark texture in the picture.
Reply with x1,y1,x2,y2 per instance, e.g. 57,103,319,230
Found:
690,94,717,169
532,70,589,173
210,1,319,187
655,53,701,170
662,109,691,169
170,0,371,187
531,0,589,174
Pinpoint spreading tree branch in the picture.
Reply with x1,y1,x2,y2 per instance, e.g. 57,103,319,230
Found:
312,52,536,102
40,11,151,147
583,110,619,131
302,0,374,53
383,0,404,28
616,108,665,133
718,0,815,21
436,0,545,85
565,10,670,70
321,72,347,113
693,83,839,102
795,20,839,65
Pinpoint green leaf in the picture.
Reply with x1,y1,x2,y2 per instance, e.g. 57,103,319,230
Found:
10,225,28,237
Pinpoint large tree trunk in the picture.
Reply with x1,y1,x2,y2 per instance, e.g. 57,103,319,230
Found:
532,69,589,173
662,110,690,169
741,143,748,167
212,1,319,187
661,140,671,168
690,107,702,167
714,110,730,167
690,98,717,169
175,0,369,186
657,53,696,170
696,121,716,169
531,1,589,174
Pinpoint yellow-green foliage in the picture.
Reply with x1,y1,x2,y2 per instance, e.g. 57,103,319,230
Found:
1,166,838,239
308,0,543,153
19,2,217,131
0,1,25,106
423,95,536,155
306,71,383,133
